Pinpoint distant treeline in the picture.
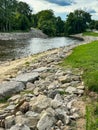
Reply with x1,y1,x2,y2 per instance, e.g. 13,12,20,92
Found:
0,0,98,36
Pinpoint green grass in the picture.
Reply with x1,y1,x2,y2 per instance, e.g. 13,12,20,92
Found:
83,31,98,37
61,40,98,130
86,103,98,130
61,40,98,92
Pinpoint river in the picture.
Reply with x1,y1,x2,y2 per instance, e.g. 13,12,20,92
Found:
0,37,81,61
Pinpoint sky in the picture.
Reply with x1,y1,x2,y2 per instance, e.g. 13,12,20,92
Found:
19,0,98,20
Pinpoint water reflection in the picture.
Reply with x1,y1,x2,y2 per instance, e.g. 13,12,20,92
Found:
0,37,81,61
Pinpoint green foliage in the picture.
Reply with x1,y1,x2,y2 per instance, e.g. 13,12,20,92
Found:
61,41,98,92
0,0,32,32
65,10,91,35
32,10,65,37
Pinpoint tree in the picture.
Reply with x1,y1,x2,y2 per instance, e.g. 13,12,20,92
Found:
56,17,65,36
65,10,91,35
0,0,33,32
89,20,96,30
36,10,57,36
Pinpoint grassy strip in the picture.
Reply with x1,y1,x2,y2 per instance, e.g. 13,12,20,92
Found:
61,40,98,92
83,31,98,37
61,40,98,130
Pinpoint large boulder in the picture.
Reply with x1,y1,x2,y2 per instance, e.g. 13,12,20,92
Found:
0,81,25,98
14,72,39,84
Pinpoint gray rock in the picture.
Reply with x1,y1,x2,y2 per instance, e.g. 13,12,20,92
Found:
55,108,70,125
54,94,63,103
48,81,59,90
58,75,71,84
8,95,21,102
65,86,77,94
70,113,79,119
33,67,48,72
51,99,62,109
26,82,35,90
5,105,16,111
76,89,84,95
10,124,30,130
48,90,59,99
25,111,39,129
37,111,56,130
33,87,40,95
5,115,15,129
15,72,39,83
30,95,51,112
15,115,28,125
0,81,25,98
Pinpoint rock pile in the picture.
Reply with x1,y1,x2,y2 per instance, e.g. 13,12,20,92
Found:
0,46,85,130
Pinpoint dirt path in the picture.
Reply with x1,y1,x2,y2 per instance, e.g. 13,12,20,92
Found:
0,48,61,82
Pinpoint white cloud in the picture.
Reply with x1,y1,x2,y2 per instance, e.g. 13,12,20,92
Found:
18,0,98,20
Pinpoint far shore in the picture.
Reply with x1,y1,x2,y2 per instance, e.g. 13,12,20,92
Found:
0,28,47,40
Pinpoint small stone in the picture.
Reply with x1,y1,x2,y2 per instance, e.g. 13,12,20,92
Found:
19,102,29,113
33,67,48,72
70,113,79,119
37,111,56,130
65,86,77,94
5,115,15,129
54,94,63,103
51,100,62,109
5,105,16,111
33,87,40,95
56,120,63,127
26,82,35,90
10,124,30,130
30,95,51,112
77,90,84,95
16,111,23,116
48,90,59,99
8,95,21,102
25,111,39,129
58,75,71,84
77,86,85,90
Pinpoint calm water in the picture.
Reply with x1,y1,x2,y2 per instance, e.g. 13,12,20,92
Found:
0,37,81,61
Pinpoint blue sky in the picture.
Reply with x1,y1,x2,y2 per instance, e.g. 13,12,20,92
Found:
19,0,98,20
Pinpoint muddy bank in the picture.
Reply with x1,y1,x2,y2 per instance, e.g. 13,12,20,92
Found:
0,28,47,40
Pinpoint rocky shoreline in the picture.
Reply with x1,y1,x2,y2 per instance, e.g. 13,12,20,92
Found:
0,28,47,40
0,35,97,130
0,42,86,130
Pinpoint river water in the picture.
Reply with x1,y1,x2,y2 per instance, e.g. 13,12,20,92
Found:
0,37,81,61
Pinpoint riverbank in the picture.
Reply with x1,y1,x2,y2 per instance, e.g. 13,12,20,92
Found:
0,34,97,82
0,28,47,40
0,39,85,130
0,34,97,130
